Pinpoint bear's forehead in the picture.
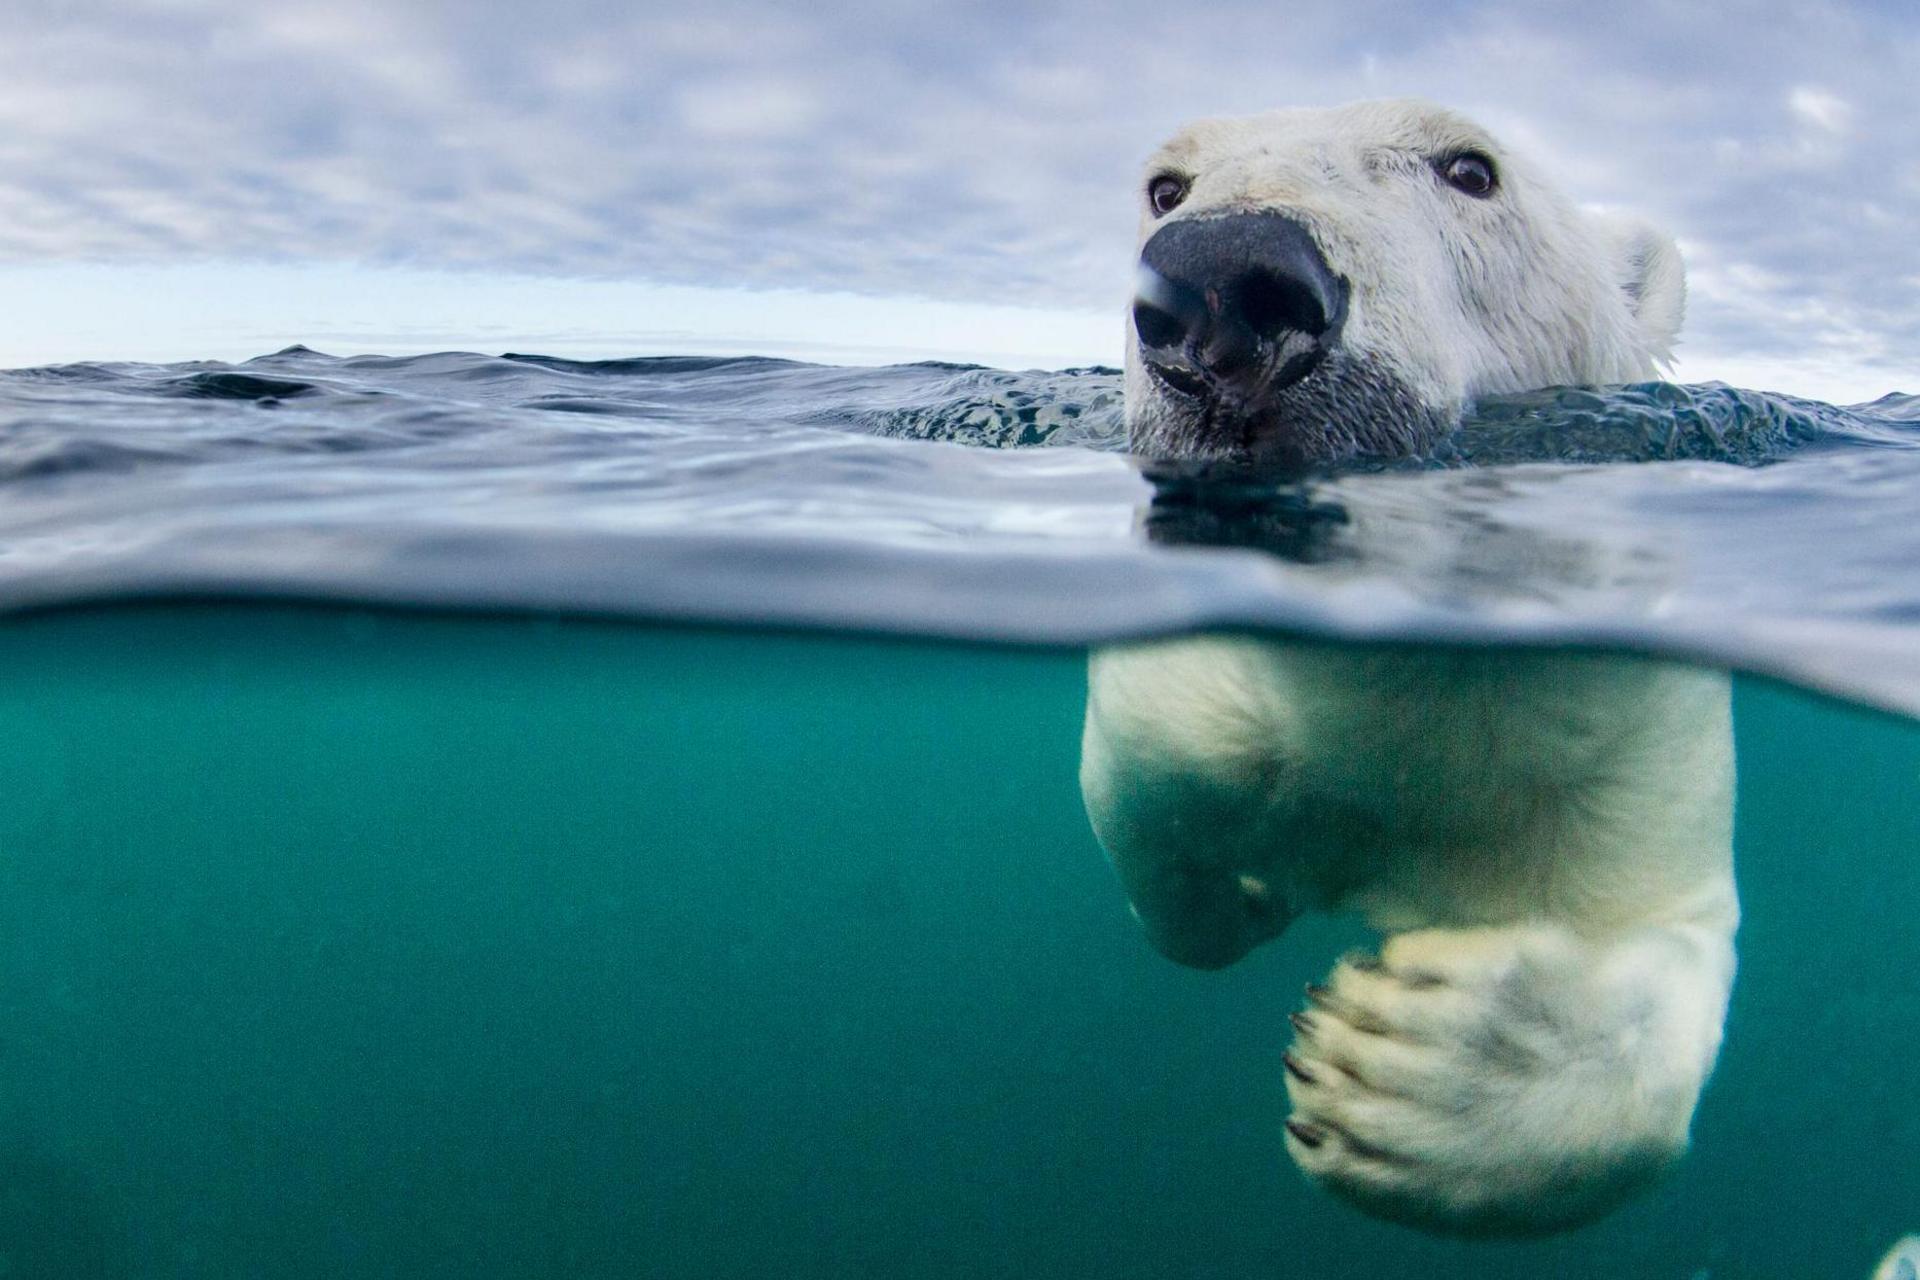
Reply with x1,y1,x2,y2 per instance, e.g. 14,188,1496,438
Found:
1146,99,1499,175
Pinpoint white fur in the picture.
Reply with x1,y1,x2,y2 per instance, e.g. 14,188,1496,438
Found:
1125,99,1686,423
1084,102,1732,1237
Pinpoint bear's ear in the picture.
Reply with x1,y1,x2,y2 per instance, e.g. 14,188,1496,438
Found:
1594,214,1686,368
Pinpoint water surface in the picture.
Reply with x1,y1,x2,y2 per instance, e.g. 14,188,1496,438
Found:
1,347,1917,710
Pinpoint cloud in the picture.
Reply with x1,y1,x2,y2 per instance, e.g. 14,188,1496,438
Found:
677,78,827,141
0,0,1915,390
1788,86,1854,135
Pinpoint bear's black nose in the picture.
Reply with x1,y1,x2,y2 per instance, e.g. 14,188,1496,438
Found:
1133,212,1347,402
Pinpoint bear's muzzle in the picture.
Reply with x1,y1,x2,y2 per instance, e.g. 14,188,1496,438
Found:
1132,211,1348,420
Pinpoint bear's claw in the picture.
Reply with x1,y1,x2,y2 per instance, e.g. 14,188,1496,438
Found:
1280,922,1728,1236
1284,1119,1325,1148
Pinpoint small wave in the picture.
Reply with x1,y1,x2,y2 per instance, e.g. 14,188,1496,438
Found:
500,352,806,377
1445,381,1907,467
821,366,1126,449
162,371,324,402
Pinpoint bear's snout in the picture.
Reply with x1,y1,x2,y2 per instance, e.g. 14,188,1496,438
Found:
1132,212,1347,414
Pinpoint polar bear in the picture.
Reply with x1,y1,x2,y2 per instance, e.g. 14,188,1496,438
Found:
1080,100,1736,1236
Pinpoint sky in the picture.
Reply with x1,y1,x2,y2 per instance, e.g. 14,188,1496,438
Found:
1,0,1915,399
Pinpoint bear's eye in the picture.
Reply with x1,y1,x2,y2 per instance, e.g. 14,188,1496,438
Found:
1438,152,1497,197
1147,174,1188,217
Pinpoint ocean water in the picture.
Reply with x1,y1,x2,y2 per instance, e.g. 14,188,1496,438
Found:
0,350,1915,1278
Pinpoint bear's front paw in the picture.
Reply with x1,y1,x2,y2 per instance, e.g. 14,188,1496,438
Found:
1281,923,1732,1236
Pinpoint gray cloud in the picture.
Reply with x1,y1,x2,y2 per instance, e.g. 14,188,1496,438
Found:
1,0,1916,385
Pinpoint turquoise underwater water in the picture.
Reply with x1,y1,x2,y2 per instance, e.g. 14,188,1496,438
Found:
0,604,1912,1280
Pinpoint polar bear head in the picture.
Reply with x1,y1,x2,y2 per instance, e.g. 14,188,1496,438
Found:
1126,99,1686,465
